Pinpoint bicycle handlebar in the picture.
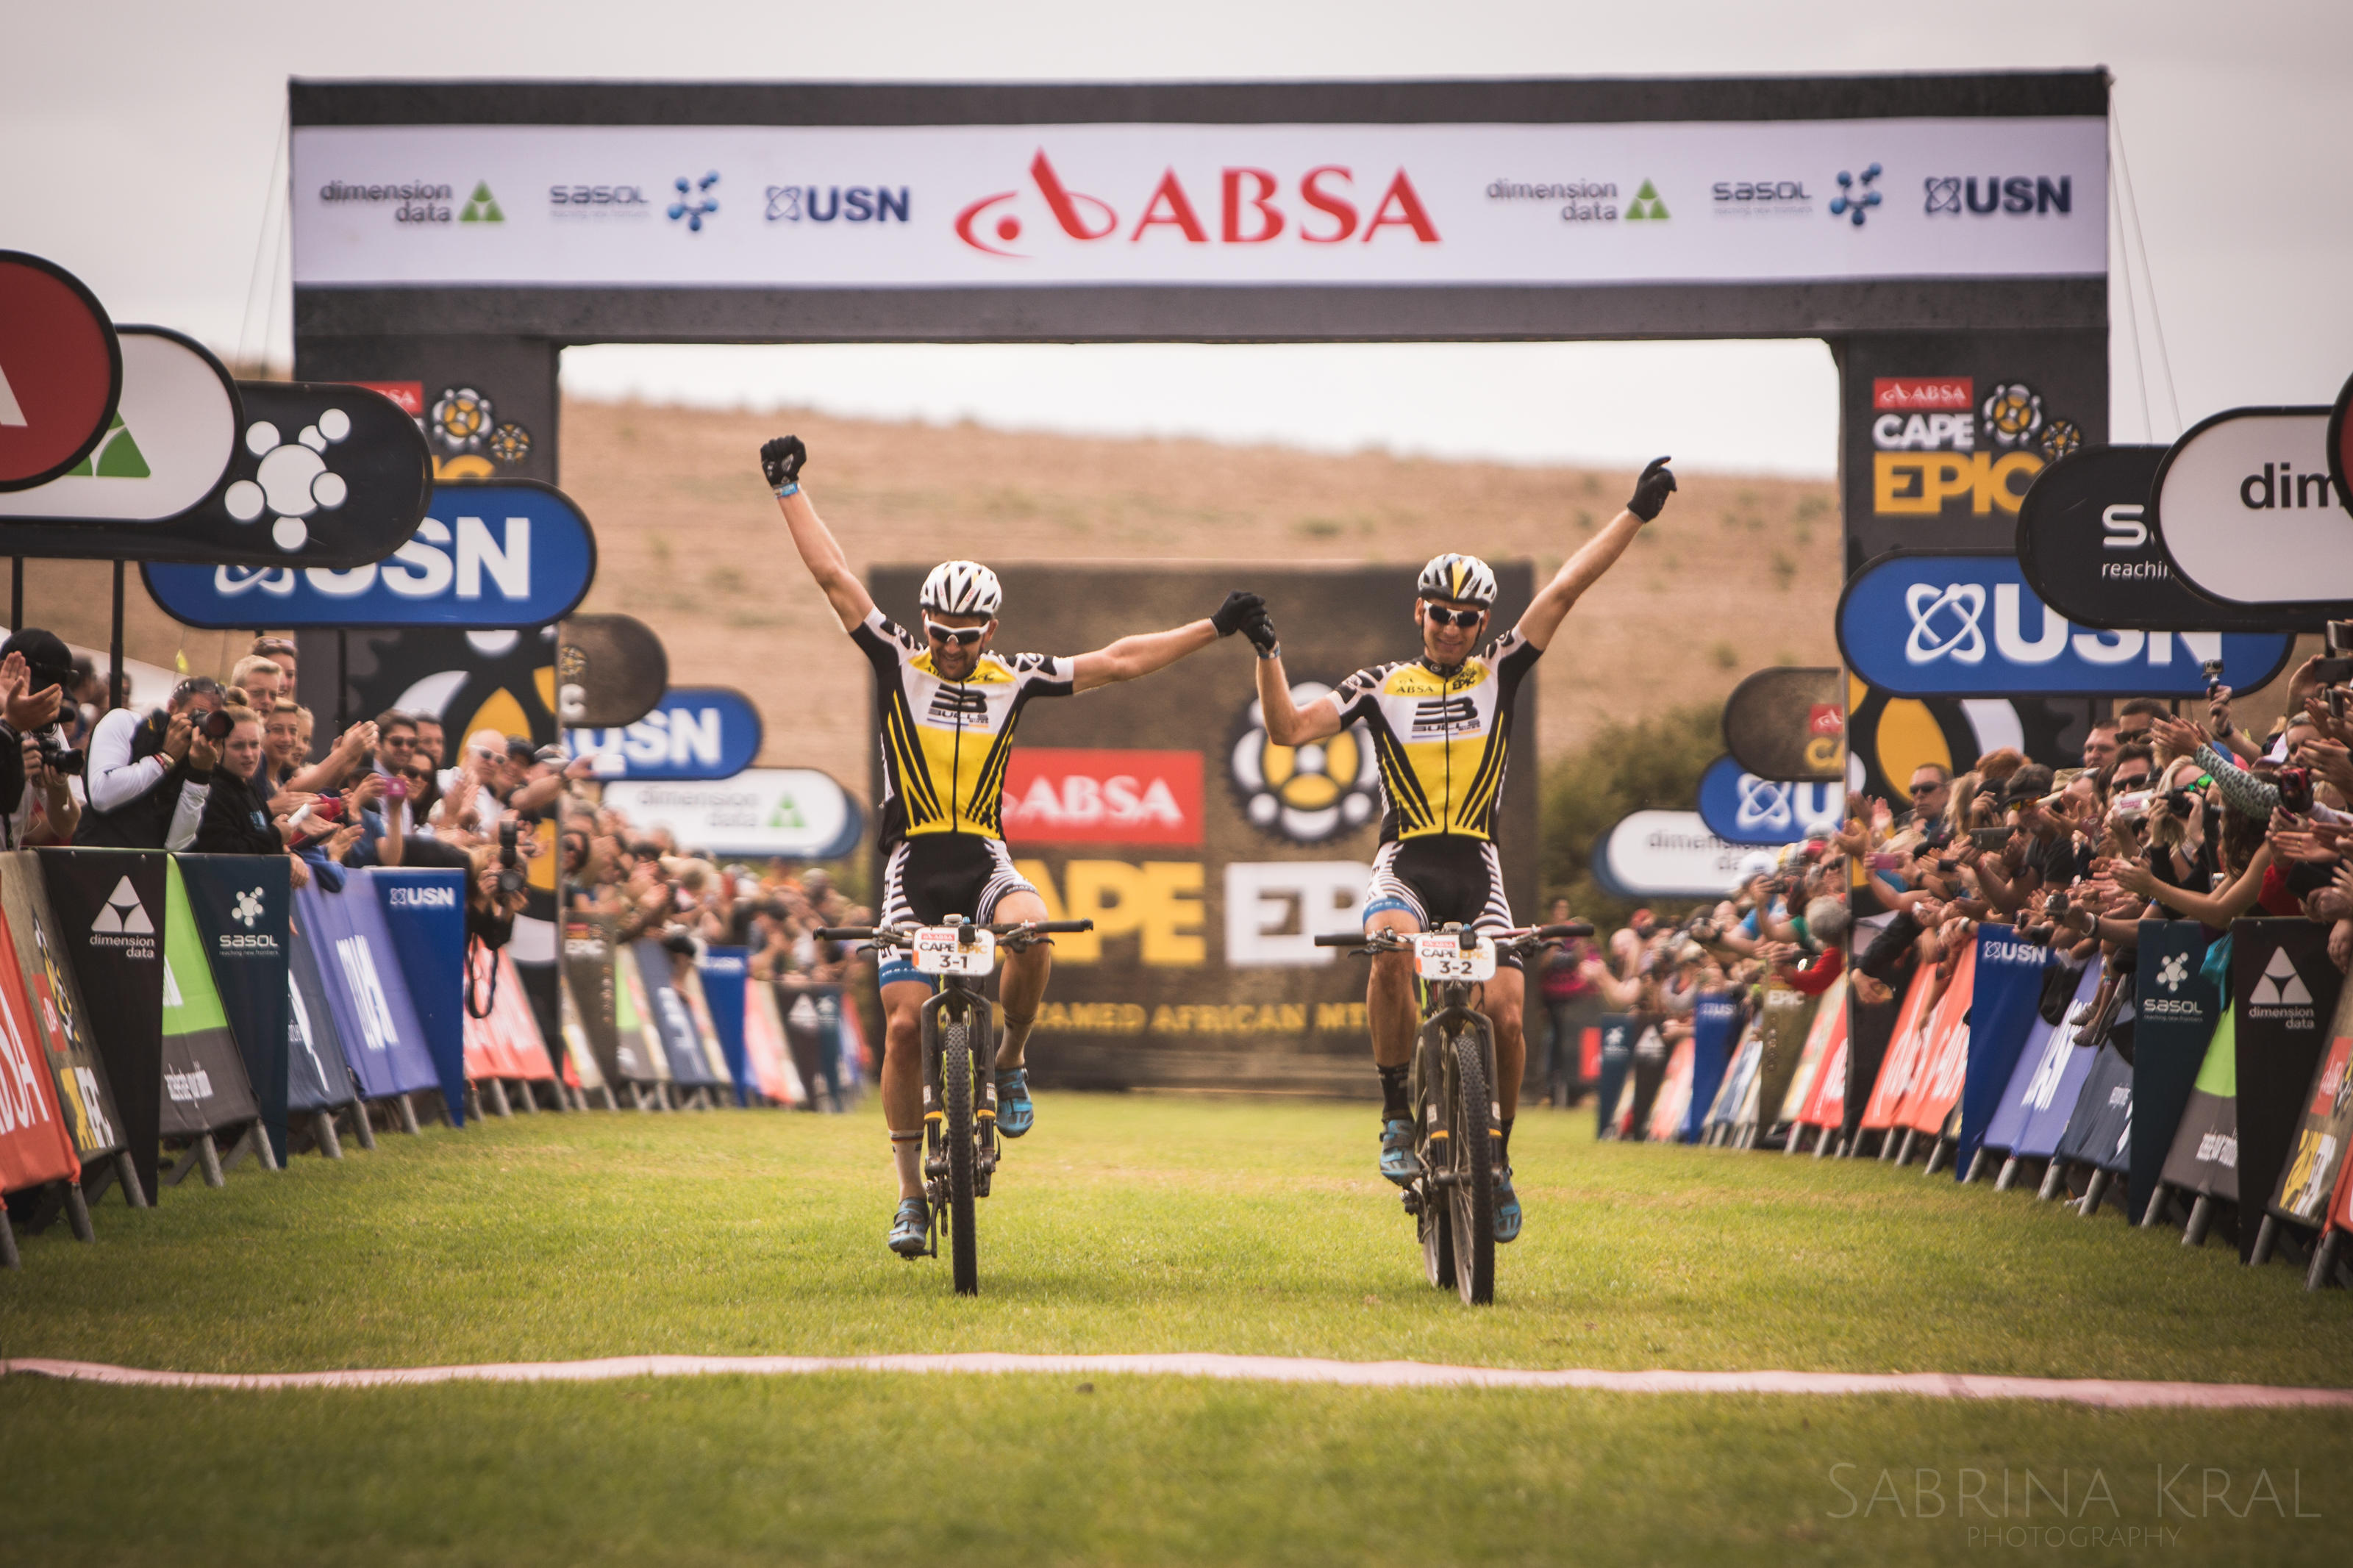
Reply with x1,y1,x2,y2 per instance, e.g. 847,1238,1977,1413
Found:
1311,921,1594,952
814,919,1098,945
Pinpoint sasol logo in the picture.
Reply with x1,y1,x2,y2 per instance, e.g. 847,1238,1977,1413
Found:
549,184,651,216
1711,179,1811,214
2142,996,2206,1017
957,152,1438,257
1924,176,2074,216
387,885,458,909
764,185,910,223
216,931,280,954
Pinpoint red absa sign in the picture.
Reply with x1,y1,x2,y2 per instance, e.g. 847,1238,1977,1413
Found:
0,252,121,490
1000,748,1202,845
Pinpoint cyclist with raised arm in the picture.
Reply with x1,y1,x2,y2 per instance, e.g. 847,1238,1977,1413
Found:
1246,457,1677,1244
760,435,1265,1258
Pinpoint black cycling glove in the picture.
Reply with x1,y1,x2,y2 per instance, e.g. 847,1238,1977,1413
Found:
1241,606,1279,656
1627,455,1677,522
760,436,808,494
1211,590,1265,637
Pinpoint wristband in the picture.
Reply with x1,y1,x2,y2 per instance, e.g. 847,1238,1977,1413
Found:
774,482,800,499
1255,642,1281,662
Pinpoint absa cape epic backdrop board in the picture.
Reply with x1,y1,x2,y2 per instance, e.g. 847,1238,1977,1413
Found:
2231,917,2343,1261
2151,407,2346,626
1721,667,1842,783
0,251,120,492
1838,551,2292,698
2016,445,2283,633
37,850,166,1200
0,853,126,1170
868,562,1537,1097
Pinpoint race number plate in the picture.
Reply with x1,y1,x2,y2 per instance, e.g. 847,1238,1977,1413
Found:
913,926,996,976
1413,932,1496,982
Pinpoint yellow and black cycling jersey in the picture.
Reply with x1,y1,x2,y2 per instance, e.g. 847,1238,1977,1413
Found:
1332,628,1540,844
854,608,1078,850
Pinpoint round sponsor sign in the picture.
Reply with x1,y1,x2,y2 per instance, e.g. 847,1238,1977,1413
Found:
2015,444,2280,633
0,327,238,522
0,252,121,491
602,769,862,860
557,613,668,728
2149,406,2344,617
2329,369,2353,523
1720,666,1842,782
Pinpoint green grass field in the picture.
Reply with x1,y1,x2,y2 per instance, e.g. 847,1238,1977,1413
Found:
4,1094,2349,1564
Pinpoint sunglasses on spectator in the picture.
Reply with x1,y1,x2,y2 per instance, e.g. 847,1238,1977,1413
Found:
924,620,986,647
1421,605,1484,629
401,767,432,784
1909,781,1940,795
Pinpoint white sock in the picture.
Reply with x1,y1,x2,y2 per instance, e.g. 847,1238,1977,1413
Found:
890,1134,922,1199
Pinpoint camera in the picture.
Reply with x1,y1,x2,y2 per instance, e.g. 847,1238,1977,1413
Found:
2277,765,2315,816
2161,785,2198,817
2203,658,2227,699
496,818,526,896
32,731,84,777
2047,891,2071,925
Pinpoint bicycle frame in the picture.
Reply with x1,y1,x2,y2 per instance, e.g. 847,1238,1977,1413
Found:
917,974,999,1213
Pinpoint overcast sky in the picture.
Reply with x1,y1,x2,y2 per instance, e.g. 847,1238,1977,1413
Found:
7,1,2347,476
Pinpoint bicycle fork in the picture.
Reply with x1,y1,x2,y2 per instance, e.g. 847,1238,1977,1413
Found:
918,984,1001,1240
1402,991,1500,1214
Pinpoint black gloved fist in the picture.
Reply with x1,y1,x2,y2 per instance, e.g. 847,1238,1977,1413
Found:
1241,606,1279,656
760,435,807,493
1627,454,1677,522
1211,590,1265,637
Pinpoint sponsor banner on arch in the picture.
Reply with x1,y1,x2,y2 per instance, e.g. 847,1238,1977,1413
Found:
1695,755,1843,847
2150,407,2346,622
144,479,593,627
1837,551,2293,698
290,115,2106,291
567,686,764,783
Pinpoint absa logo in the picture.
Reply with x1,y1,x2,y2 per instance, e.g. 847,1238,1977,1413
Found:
957,152,1439,258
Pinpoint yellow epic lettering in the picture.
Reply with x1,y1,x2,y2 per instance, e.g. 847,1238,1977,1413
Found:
1015,859,1206,966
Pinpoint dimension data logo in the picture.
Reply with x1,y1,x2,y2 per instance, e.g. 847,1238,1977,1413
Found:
459,182,504,223
318,180,455,224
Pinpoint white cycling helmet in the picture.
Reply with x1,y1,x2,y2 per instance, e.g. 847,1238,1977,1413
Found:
1416,552,1498,608
918,560,1003,617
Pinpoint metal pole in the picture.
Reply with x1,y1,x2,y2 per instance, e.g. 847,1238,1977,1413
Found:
110,561,126,710
336,630,349,733
9,557,20,631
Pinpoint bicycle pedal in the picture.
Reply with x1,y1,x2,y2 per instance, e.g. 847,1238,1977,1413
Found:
1401,1189,1424,1216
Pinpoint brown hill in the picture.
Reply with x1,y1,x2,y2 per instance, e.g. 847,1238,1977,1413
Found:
21,400,1845,795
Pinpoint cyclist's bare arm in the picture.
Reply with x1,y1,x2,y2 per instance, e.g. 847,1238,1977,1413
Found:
1517,456,1677,651
774,487,875,633
1255,648,1345,745
1070,620,1220,692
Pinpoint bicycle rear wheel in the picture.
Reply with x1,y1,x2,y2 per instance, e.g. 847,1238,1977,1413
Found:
1446,1030,1495,1306
941,1014,979,1295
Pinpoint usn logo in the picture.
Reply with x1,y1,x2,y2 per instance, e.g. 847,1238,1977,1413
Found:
1924,176,2074,217
1899,581,2232,673
387,885,458,909
956,152,1438,258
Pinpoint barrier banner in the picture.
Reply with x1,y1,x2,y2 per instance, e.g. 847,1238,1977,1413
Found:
1859,962,1936,1132
1646,1037,1695,1145
1748,983,1820,1134
2055,1042,2135,1175
561,914,632,1086
2271,1021,2353,1229
1842,954,1912,1142
697,946,751,1105
371,870,470,1124
1983,962,2098,1159
1580,1025,1602,1089
0,903,81,1195
2132,922,2223,1222
1703,1031,1754,1136
176,854,292,1164
632,940,723,1088
463,945,558,1082
285,920,357,1114
1796,1015,1853,1132
683,964,734,1084
1624,1019,1668,1140
554,972,605,1095
1683,991,1740,1143
37,850,167,1198
2160,1009,2240,1203
613,940,672,1084
2230,917,2342,1261
0,853,126,1168
1955,926,2051,1181
1899,942,1977,1136
743,979,799,1106
1593,1014,1634,1139
1777,975,1843,1132
2012,964,2111,1162
294,876,438,1100
159,860,262,1139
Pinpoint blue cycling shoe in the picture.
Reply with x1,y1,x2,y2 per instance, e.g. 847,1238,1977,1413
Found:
1493,1167,1522,1244
996,1067,1035,1138
888,1197,930,1259
1379,1119,1417,1186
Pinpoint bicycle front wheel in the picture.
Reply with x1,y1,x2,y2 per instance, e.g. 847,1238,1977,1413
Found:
1445,1030,1495,1306
941,1014,979,1295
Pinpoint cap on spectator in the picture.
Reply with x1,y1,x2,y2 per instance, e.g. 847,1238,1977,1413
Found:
2002,764,2055,806
505,736,536,762
1,628,75,693
1737,850,1775,881
533,743,567,766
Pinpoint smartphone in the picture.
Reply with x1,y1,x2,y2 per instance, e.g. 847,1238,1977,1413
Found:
2112,790,2154,815
1970,827,2012,853
2202,658,2227,697
2311,656,2353,685
1868,851,1904,871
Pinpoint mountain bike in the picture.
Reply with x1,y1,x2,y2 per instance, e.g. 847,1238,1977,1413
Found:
818,915,1093,1295
1316,920,1590,1305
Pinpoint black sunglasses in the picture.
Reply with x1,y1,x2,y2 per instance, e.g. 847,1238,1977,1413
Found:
1909,781,1940,795
1422,604,1485,629
924,620,985,648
